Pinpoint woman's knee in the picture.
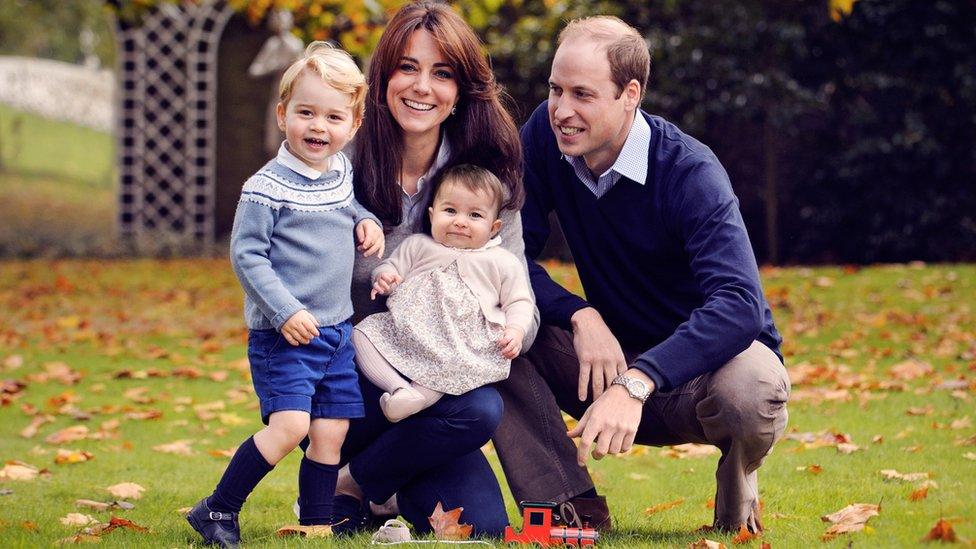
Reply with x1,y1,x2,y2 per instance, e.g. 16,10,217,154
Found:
457,387,504,437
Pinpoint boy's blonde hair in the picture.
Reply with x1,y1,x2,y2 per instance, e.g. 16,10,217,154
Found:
278,41,367,121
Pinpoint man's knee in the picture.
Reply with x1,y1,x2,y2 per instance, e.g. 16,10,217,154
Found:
700,343,790,450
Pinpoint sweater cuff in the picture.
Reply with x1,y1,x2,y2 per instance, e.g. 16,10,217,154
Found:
629,360,668,393
549,295,591,331
632,336,703,392
272,303,305,331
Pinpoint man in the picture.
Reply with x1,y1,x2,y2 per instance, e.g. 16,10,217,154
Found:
493,16,790,534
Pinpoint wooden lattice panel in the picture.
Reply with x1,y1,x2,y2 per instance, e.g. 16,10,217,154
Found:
116,1,233,246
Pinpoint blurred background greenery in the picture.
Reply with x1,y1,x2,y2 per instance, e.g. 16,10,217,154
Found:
1,0,974,263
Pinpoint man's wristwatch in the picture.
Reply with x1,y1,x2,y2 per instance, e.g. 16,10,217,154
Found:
611,374,652,403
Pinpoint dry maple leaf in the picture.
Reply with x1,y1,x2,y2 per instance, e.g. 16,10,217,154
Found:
124,409,163,421
922,518,957,543
644,498,685,515
45,425,89,445
949,417,971,430
836,442,862,454
820,502,880,541
2,354,24,370
91,516,150,535
76,499,135,511
732,524,759,544
105,482,145,500
908,486,929,501
880,469,930,482
428,502,472,540
0,462,39,481
218,413,247,426
662,443,719,459
123,387,153,404
275,524,333,538
890,359,934,380
19,415,54,439
152,440,194,456
689,539,726,548
207,447,236,459
42,362,83,385
55,449,95,465
209,371,229,382
907,405,935,416
60,513,97,527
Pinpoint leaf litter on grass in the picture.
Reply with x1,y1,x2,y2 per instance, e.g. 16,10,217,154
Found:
2,261,975,546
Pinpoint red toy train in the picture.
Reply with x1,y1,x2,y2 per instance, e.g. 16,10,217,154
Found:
504,501,599,547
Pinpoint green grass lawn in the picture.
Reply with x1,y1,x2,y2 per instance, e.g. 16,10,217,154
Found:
0,104,114,186
0,105,116,256
0,260,973,547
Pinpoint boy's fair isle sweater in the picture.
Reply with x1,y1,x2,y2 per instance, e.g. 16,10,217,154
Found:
230,143,379,330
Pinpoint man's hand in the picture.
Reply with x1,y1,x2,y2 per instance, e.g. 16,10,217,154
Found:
370,272,403,300
281,310,319,346
497,326,525,359
356,219,385,258
567,369,654,465
570,307,628,401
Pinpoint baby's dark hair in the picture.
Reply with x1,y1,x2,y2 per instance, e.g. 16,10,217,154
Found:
437,164,506,212
423,164,507,235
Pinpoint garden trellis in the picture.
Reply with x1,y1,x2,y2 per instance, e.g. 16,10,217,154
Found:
116,0,233,246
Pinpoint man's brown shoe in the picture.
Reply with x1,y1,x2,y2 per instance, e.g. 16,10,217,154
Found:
556,495,612,532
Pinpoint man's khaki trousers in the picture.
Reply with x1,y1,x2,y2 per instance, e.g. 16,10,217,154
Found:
493,325,790,532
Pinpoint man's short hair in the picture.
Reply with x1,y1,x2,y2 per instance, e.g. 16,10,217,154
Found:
557,16,650,100
278,41,367,122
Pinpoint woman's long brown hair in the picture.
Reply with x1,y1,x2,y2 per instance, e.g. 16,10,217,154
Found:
353,1,523,228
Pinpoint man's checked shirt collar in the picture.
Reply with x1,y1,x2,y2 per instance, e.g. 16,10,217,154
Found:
562,110,650,198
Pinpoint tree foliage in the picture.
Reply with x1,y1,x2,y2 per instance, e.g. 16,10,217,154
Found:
4,0,974,262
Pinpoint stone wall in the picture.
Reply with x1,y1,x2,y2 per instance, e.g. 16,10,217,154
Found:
0,56,113,132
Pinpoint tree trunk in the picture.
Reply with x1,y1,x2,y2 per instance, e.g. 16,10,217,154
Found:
762,118,780,265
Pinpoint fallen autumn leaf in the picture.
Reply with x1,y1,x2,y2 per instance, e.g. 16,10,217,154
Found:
429,502,472,541
105,482,145,500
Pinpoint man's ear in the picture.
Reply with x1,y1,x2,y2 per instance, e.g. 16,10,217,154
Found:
275,102,287,132
623,79,641,111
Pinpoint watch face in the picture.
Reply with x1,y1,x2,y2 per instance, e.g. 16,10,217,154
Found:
629,378,648,395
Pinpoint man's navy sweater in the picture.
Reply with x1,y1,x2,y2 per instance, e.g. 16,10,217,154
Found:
521,102,782,391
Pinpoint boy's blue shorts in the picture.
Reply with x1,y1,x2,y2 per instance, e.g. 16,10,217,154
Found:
247,320,365,424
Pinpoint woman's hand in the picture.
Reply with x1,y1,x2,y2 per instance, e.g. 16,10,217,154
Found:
281,310,319,346
497,326,525,359
356,220,385,259
370,272,403,300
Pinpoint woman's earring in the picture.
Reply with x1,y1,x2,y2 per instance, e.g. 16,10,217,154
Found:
451,106,457,115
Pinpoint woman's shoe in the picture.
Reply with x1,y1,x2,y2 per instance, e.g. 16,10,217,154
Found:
330,494,371,536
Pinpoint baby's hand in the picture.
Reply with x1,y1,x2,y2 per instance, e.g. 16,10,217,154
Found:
497,326,524,359
356,219,385,259
371,272,403,300
281,310,319,346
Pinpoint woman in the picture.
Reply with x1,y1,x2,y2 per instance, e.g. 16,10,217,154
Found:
328,1,538,537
